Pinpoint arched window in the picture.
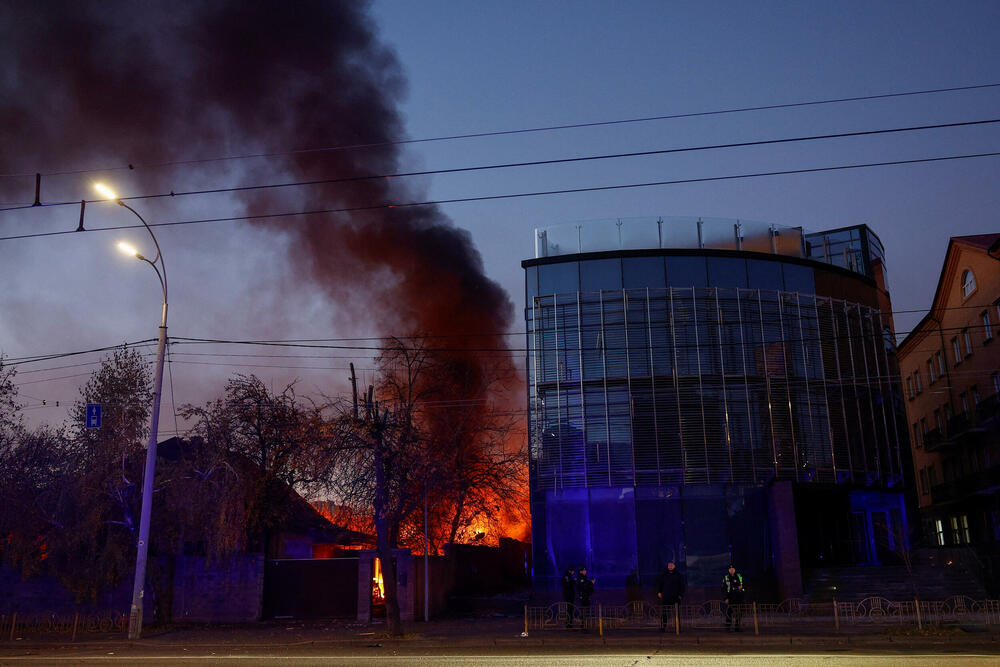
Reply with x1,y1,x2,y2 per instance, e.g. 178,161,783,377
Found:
961,270,977,298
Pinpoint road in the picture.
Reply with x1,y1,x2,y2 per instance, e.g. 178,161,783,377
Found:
2,648,998,666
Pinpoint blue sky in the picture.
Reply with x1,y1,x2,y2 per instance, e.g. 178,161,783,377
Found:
2,0,999,429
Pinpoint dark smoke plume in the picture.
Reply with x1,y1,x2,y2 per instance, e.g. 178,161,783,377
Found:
0,1,515,390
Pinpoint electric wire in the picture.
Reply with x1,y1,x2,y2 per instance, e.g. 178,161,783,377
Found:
7,298,995,367
3,117,999,214
2,81,998,179
2,150,999,243
6,318,999,382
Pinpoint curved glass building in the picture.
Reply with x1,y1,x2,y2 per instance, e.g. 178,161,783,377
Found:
523,217,912,599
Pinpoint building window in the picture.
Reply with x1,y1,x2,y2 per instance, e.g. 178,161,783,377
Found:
943,403,952,422
935,519,946,546
950,516,961,544
919,468,928,494
993,373,1000,397
961,269,977,298
960,392,969,414
952,337,961,363
928,360,936,383
920,417,927,437
956,515,971,544
984,311,994,342
913,422,922,447
972,385,981,405
937,351,946,375
928,464,937,486
934,409,943,431
963,329,973,356
914,371,922,393
907,377,915,399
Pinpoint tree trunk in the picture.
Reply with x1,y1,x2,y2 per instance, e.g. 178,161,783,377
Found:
448,489,467,546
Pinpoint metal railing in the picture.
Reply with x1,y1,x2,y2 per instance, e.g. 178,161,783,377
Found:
0,610,127,641
523,597,1000,636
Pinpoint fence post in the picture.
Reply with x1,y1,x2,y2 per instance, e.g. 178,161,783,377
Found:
523,605,528,635
71,613,79,642
914,598,922,630
598,604,603,637
674,603,680,635
833,598,839,632
752,602,759,636
8,612,15,641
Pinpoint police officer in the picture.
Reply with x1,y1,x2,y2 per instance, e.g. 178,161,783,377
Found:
576,566,595,631
722,565,745,631
656,561,686,632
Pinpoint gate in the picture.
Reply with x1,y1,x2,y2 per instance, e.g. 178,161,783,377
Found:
262,558,359,619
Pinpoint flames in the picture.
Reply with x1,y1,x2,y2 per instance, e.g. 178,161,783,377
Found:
372,557,385,603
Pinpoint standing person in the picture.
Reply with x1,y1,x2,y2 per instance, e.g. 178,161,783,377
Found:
722,565,745,632
656,561,686,632
561,567,577,627
576,566,595,631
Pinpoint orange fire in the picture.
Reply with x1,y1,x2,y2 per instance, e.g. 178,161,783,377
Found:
372,557,385,602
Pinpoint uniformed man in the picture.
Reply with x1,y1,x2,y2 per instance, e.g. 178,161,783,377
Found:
722,565,745,631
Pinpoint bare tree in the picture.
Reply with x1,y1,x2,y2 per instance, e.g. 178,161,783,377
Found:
326,337,527,634
180,374,333,555
326,340,433,636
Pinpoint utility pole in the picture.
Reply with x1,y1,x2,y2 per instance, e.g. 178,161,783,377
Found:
350,362,359,420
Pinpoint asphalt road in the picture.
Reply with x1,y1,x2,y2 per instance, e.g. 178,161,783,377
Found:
2,649,998,666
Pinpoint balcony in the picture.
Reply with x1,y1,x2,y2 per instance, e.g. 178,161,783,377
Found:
944,412,984,445
930,465,1000,505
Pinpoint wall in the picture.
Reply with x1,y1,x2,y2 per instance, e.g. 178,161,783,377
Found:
171,555,264,623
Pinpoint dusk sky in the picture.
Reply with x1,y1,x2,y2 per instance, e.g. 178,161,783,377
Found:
2,0,999,433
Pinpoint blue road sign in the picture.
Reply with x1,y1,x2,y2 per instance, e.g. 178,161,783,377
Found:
86,403,102,429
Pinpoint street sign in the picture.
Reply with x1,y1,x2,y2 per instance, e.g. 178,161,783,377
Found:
86,403,102,429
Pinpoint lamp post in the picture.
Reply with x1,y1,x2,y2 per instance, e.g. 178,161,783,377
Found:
96,183,168,640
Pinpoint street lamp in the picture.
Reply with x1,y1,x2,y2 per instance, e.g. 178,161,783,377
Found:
97,182,168,640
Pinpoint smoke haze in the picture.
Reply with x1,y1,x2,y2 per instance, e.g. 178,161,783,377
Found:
0,0,515,398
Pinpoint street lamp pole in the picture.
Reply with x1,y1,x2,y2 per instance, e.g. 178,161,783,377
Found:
97,184,168,640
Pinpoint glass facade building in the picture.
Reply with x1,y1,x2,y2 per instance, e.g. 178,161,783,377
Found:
524,218,911,598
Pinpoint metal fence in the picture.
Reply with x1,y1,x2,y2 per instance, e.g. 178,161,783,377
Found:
524,597,1000,636
0,610,127,641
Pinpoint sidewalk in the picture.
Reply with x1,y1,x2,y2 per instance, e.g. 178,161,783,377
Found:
3,616,999,653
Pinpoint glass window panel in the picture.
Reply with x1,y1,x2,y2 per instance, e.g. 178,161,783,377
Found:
580,258,622,291
746,259,783,291
525,265,539,299
538,261,579,296
623,256,666,289
707,257,748,288
782,263,815,294
666,256,707,287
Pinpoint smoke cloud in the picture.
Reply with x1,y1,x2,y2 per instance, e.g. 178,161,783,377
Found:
0,0,515,393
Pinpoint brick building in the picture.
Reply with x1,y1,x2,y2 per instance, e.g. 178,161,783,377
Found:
898,233,1000,593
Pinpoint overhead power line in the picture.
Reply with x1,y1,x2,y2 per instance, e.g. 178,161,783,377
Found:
4,299,1000,368
2,81,998,179
1,150,998,243
3,117,999,214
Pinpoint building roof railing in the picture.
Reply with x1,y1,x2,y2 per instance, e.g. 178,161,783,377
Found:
533,216,881,280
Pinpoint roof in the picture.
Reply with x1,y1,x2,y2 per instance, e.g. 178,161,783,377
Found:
898,233,1000,354
952,233,1000,251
